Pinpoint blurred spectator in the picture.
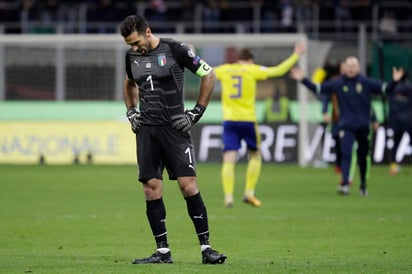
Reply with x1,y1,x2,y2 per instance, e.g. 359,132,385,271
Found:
201,0,228,33
235,0,254,33
20,0,41,33
0,0,409,35
279,0,294,32
379,11,397,38
260,0,278,33
180,0,195,22
334,0,352,33
57,0,82,33
200,0,221,33
0,0,20,33
261,0,295,33
175,0,196,33
145,0,169,33
87,0,116,33
351,0,372,22
21,0,60,33
219,0,235,33
387,73,412,175
294,0,319,33
40,0,58,26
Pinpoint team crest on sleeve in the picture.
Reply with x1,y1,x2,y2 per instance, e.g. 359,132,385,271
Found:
356,83,363,93
181,42,195,58
193,55,202,65
187,49,195,58
158,53,167,66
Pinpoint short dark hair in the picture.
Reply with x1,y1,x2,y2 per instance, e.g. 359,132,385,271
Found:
120,15,149,37
401,70,410,81
237,48,254,61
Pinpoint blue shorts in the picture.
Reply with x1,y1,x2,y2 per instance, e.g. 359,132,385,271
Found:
222,121,260,152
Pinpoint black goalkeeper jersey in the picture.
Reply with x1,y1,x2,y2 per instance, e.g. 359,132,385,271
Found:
125,38,204,126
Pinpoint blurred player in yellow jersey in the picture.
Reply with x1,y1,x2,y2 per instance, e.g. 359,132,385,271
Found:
214,43,306,207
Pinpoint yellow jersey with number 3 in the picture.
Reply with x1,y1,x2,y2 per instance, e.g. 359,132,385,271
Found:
215,53,299,122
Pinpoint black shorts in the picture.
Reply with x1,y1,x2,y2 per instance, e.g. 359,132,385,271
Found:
136,125,197,182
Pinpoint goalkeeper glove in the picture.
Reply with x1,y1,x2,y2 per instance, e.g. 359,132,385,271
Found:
171,103,206,133
126,107,142,134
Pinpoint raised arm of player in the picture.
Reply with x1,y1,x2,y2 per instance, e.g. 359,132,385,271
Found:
373,67,405,95
290,67,317,92
392,67,404,82
266,42,306,77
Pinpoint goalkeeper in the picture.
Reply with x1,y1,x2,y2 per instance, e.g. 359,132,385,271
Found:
120,15,226,265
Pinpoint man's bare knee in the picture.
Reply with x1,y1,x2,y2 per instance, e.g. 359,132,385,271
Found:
178,177,198,197
143,179,162,200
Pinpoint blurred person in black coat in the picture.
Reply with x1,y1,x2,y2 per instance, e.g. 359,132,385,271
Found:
387,73,412,175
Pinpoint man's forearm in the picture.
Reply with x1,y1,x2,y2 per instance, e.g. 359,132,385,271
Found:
301,77,317,92
123,78,138,108
197,70,216,107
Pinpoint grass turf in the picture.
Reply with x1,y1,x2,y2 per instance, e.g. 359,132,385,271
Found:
0,163,411,273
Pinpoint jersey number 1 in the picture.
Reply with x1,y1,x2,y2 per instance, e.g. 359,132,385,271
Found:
146,75,154,91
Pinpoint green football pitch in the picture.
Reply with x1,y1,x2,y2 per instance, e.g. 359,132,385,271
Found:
1,163,411,273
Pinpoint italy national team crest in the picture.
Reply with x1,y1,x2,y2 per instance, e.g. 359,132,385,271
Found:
158,53,167,66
